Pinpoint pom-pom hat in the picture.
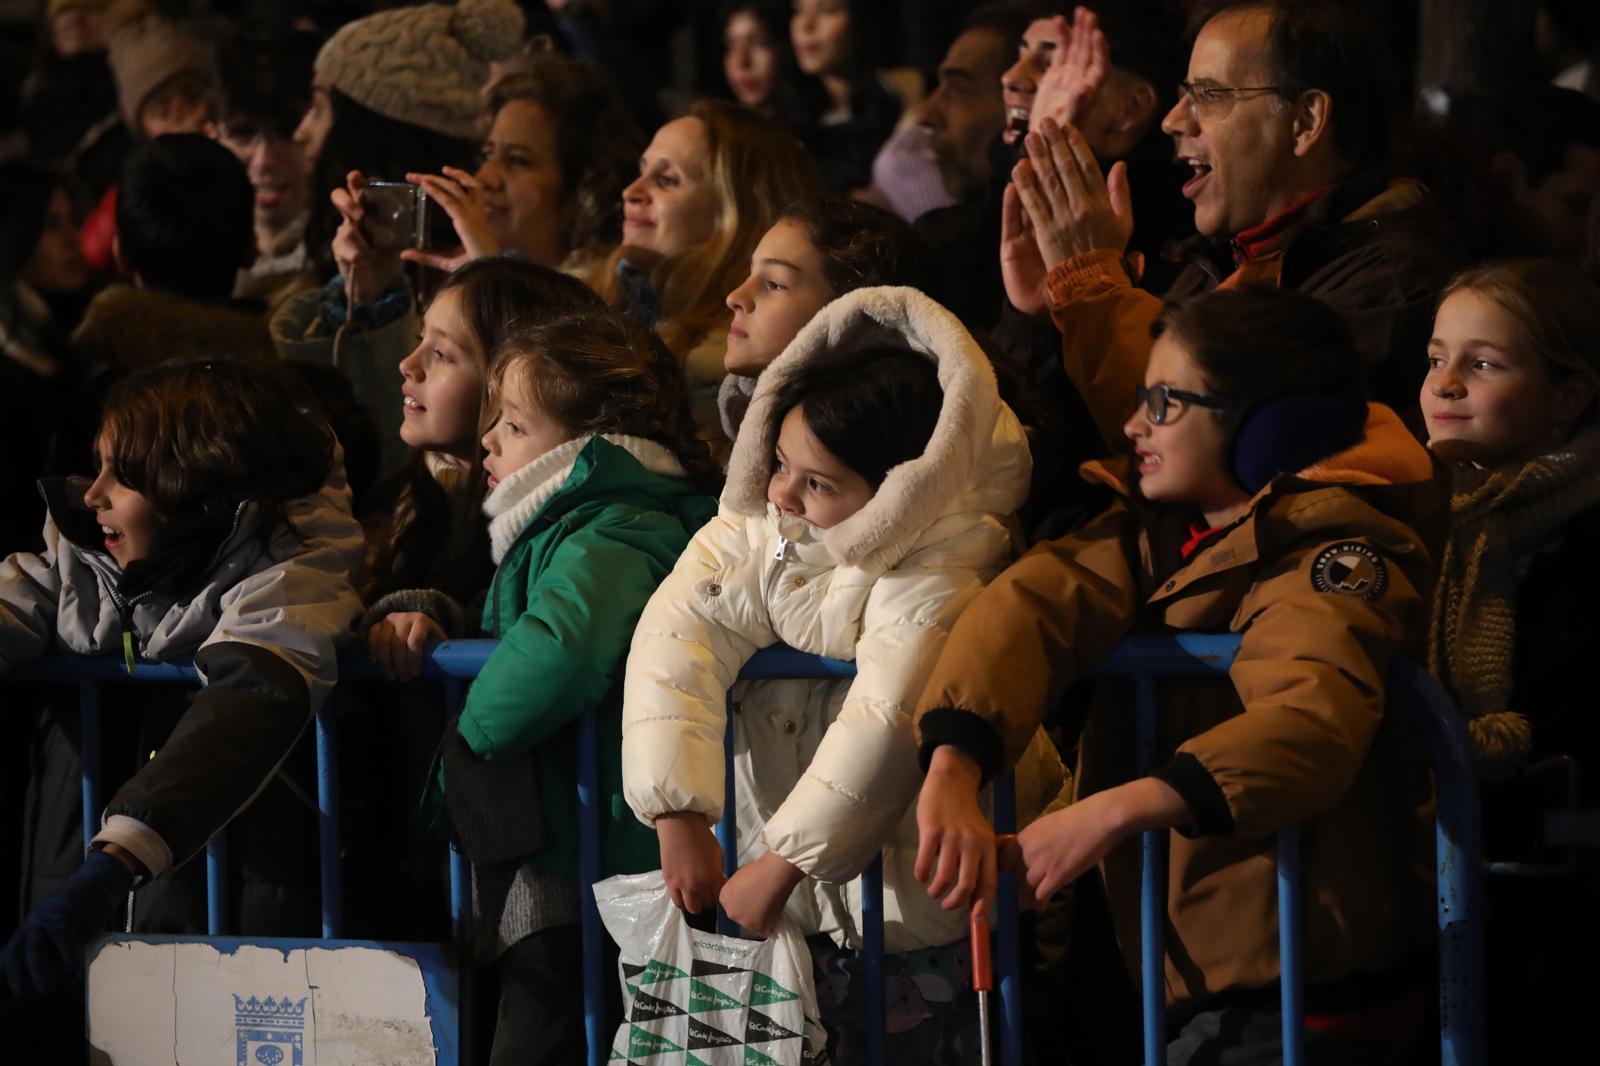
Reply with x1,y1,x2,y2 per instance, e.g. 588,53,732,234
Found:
313,0,525,140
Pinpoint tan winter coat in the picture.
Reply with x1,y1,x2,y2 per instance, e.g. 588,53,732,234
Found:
623,286,1068,952
916,404,1447,1009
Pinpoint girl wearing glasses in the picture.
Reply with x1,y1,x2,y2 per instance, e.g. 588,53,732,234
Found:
913,283,1445,1064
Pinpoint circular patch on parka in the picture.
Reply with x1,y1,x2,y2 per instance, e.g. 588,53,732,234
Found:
1309,542,1388,601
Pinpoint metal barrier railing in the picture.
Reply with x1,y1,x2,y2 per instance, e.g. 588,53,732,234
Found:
6,634,1485,1066
1095,634,1486,1066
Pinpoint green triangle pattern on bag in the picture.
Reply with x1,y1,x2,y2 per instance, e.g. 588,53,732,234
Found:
748,971,799,1006
641,959,689,985
744,1044,783,1066
688,978,743,1013
626,1024,682,1057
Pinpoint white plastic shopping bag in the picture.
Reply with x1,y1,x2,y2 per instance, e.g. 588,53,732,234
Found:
595,871,826,1066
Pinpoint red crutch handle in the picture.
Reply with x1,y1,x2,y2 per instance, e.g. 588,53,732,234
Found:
969,907,993,993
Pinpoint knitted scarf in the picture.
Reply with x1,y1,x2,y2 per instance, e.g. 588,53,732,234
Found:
482,434,686,564
1427,426,1600,778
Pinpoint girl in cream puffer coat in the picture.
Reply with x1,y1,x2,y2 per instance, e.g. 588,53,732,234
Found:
621,286,1069,964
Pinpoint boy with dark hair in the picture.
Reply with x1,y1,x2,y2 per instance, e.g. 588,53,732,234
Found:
209,23,324,301
114,133,254,304
54,134,273,483
78,0,216,274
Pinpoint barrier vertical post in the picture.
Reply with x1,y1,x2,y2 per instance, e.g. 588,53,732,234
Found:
1391,663,1486,1066
716,695,738,936
1135,676,1166,1066
316,692,343,939
206,832,230,935
991,773,1023,1066
577,709,604,1066
443,679,474,1066
1277,824,1304,1066
861,855,885,1066
79,682,102,857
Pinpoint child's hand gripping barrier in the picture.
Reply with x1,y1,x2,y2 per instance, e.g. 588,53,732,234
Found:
596,871,826,1065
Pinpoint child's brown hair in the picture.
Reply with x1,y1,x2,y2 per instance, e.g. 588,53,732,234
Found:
100,358,333,523
487,310,724,493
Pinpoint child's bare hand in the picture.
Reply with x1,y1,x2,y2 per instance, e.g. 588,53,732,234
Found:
366,611,445,682
719,850,806,937
915,745,997,917
656,812,725,914
402,167,499,271
1013,777,1189,902
330,170,406,304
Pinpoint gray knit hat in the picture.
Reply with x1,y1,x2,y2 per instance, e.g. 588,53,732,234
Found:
106,0,211,130
314,0,525,141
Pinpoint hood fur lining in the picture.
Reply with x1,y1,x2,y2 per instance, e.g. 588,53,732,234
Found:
721,287,1029,567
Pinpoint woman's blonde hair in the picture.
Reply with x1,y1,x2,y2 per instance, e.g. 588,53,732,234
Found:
591,99,820,356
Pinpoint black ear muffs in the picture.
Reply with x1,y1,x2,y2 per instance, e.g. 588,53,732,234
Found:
1226,394,1369,494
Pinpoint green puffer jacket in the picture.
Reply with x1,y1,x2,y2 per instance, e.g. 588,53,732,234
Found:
447,435,716,880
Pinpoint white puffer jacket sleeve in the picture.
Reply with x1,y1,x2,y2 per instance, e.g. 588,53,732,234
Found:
760,515,1005,883
623,512,775,825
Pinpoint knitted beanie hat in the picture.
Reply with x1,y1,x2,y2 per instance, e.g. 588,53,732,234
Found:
105,0,210,130
314,0,525,141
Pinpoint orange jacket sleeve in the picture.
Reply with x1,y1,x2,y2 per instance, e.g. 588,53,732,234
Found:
914,499,1144,776
1046,250,1165,454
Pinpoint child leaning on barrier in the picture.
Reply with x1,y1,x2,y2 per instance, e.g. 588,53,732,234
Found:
359,256,605,670
914,285,1446,1066
622,286,1070,1063
0,360,363,1005
1419,260,1600,1063
374,310,718,1066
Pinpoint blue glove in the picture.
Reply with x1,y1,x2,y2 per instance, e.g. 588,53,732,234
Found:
0,849,134,998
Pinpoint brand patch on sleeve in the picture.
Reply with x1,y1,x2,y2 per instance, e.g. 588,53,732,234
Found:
1310,542,1388,600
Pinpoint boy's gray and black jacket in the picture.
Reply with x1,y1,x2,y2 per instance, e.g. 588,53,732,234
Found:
0,460,364,882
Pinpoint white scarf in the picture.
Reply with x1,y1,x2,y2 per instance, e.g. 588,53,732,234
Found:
483,434,687,563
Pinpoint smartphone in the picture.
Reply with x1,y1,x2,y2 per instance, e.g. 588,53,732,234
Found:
360,181,432,252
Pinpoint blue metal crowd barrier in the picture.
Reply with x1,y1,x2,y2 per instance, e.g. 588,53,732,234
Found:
4,634,1485,1066
1095,634,1486,1066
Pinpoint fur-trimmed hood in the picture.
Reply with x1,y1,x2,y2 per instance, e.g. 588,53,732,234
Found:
720,286,1031,568
72,284,276,373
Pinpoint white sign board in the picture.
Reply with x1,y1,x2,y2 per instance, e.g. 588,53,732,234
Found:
87,938,449,1065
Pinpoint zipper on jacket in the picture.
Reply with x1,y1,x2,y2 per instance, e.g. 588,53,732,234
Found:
764,536,794,605
87,558,155,670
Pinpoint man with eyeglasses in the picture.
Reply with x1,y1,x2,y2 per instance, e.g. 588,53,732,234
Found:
1004,0,1462,452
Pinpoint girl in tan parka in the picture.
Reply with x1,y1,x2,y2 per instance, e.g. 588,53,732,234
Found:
622,286,1068,1056
915,286,1447,1065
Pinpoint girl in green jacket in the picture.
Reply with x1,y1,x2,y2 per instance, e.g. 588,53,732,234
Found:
437,309,719,1065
